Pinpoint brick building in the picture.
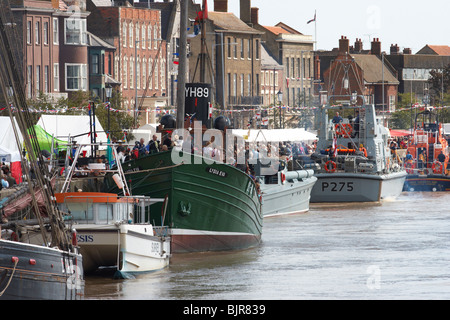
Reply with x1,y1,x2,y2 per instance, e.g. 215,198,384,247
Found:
386,44,450,105
250,6,314,108
86,0,168,126
10,0,89,101
318,36,399,114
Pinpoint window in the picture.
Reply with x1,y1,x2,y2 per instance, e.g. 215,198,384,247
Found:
65,64,87,91
161,59,165,90
141,25,145,46
286,58,290,78
247,39,251,59
265,71,269,86
233,37,237,58
123,57,128,88
255,40,260,59
27,66,32,97
148,57,153,89
129,22,133,48
53,18,59,44
240,39,244,59
154,61,158,89
91,54,99,74
153,27,157,49
136,23,139,48
53,63,59,92
123,21,127,47
270,71,273,86
44,65,49,93
147,25,152,49
240,74,244,96
233,74,237,95
129,57,134,89
227,38,231,58
136,57,140,89
297,58,301,79
142,59,147,89
64,18,86,45
275,71,279,86
291,58,295,78
35,22,40,44
35,65,40,94
27,21,31,44
247,74,251,96
43,21,48,45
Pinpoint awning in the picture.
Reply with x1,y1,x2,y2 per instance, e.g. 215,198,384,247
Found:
389,129,412,137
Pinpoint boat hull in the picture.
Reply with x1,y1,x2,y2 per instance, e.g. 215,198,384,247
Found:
403,174,450,192
310,171,406,202
74,225,170,277
0,240,84,300
261,176,317,217
105,151,263,253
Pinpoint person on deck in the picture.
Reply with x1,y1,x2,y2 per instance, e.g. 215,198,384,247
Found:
147,134,160,154
332,112,343,124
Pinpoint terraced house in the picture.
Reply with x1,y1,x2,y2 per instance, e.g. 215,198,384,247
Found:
10,0,89,101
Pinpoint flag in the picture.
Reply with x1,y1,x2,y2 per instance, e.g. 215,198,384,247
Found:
307,11,316,24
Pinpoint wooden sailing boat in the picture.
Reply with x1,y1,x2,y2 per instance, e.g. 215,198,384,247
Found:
0,2,84,299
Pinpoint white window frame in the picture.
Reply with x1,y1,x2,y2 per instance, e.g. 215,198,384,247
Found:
65,63,87,91
53,18,59,45
53,63,59,92
64,18,87,45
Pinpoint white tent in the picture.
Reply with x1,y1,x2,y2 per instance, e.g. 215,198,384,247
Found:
37,115,108,154
0,117,23,161
0,117,24,183
231,129,317,143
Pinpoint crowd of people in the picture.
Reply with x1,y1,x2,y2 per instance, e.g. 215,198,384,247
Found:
0,163,17,190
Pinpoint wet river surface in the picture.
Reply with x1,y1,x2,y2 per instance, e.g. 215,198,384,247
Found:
85,192,450,300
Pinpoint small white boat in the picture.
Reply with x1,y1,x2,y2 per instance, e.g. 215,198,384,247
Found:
55,192,170,278
55,143,170,278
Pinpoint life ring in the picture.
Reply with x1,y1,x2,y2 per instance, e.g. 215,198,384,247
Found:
324,160,336,173
335,124,353,137
432,161,443,174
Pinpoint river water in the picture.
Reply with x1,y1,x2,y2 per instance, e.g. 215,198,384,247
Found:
85,192,450,300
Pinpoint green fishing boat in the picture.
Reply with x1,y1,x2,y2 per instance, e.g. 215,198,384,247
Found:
104,150,262,253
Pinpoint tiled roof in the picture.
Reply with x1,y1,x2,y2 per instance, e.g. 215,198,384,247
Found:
263,26,291,36
352,54,399,84
427,45,450,56
208,11,262,34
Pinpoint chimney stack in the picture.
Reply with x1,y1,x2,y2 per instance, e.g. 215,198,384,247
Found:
354,38,363,52
240,0,251,25
371,38,381,56
390,44,400,55
251,7,259,25
403,48,412,54
214,0,228,12
339,36,349,53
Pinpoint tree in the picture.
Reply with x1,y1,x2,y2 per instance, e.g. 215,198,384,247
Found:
428,64,450,106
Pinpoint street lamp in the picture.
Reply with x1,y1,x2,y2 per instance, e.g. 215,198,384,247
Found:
277,90,283,128
105,83,112,134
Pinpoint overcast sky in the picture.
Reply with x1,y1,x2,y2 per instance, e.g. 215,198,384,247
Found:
196,0,449,53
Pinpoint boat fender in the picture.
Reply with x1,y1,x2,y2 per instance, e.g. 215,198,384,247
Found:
324,160,336,173
72,229,78,246
280,172,286,184
432,161,443,174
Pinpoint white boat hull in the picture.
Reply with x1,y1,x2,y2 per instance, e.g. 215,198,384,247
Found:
310,171,406,202
74,224,170,277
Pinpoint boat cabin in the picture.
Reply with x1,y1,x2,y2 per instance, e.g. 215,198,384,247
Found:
55,192,154,225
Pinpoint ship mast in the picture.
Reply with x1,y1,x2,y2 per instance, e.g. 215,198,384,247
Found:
0,1,72,251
